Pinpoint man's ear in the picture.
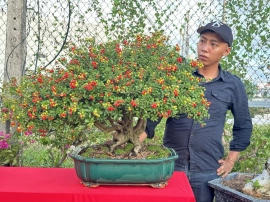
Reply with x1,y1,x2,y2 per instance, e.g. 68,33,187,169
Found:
223,46,231,57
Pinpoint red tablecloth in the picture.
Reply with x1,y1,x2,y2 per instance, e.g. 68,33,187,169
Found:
0,167,195,202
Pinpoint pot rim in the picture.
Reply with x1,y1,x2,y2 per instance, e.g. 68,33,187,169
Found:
69,147,178,163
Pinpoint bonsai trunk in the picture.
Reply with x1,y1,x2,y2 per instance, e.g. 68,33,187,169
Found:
94,113,147,155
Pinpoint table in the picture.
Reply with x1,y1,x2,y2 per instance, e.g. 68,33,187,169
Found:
0,167,195,202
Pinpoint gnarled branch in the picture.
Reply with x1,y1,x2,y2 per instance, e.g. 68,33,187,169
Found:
94,120,122,133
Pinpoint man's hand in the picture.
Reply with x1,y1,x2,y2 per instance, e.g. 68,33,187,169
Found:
217,151,239,178
217,158,234,178
139,132,147,142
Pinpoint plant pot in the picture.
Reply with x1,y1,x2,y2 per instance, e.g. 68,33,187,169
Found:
208,172,270,202
69,147,178,188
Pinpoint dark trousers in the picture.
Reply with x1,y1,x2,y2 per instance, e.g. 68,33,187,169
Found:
175,164,219,202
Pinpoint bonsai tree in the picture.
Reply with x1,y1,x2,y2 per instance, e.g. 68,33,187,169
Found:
0,32,210,158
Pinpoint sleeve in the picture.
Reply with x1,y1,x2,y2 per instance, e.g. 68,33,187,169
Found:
230,78,253,151
145,118,162,139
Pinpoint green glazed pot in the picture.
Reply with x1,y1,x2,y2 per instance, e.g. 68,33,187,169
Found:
69,147,178,188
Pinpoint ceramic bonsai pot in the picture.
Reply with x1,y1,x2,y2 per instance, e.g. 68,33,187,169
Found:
69,147,178,188
208,172,269,202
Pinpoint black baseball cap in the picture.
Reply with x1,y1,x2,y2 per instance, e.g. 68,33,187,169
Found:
197,21,233,47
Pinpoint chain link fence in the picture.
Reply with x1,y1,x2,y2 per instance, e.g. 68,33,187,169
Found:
0,0,269,170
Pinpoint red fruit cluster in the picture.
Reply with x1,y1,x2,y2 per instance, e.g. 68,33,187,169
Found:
115,44,122,54
190,60,198,67
91,61,98,68
69,79,77,89
69,59,80,65
37,75,43,83
177,57,182,63
84,81,97,91
107,106,116,111
130,100,137,107
114,100,124,107
174,89,179,96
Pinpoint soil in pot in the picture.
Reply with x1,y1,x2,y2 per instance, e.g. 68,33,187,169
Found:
222,174,270,200
79,142,171,160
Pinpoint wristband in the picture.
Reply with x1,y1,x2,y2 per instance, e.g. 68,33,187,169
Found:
226,157,236,163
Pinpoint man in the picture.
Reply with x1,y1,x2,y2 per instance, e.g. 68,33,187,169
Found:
140,21,253,202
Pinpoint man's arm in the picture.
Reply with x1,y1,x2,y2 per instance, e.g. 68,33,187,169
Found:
230,78,253,151
218,77,252,178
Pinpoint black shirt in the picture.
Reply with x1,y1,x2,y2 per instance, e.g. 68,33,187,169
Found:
145,65,253,172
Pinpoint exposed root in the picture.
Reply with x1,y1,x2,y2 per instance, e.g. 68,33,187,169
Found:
109,131,129,153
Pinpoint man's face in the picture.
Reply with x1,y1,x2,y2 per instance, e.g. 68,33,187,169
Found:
197,31,231,68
